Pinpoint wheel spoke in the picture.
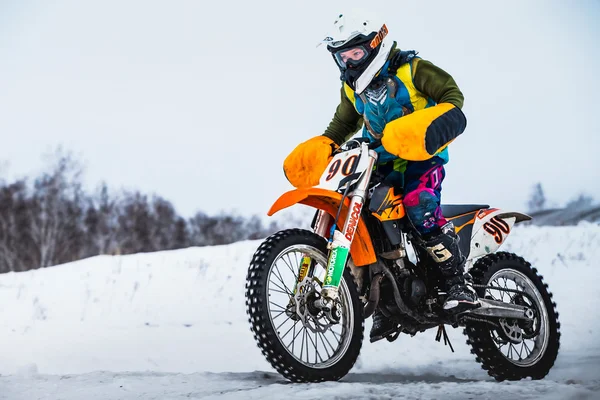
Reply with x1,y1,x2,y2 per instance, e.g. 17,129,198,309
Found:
299,327,306,361
269,300,287,311
280,319,299,341
272,264,293,294
291,321,297,353
269,280,293,298
321,329,339,352
270,309,286,320
490,290,501,301
269,288,290,296
303,328,310,364
516,342,524,360
289,321,304,350
275,314,291,332
317,331,332,358
305,329,323,364
315,331,320,363
284,253,297,275
272,262,289,287
523,339,532,357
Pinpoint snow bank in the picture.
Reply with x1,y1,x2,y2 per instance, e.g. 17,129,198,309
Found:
1,225,599,381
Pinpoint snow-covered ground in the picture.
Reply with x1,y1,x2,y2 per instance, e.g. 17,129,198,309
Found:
1,225,599,399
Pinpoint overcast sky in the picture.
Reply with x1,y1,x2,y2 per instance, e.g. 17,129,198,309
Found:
1,0,599,218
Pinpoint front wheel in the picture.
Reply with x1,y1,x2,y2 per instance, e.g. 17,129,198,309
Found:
464,252,561,381
245,229,364,382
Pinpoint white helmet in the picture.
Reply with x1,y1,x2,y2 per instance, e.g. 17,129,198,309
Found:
321,12,393,94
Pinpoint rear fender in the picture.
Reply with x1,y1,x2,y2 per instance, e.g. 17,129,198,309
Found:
468,208,531,260
268,188,377,266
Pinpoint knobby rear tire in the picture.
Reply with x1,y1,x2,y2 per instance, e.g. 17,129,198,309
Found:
464,252,561,381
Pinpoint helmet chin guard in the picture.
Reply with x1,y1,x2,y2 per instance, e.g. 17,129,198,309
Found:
353,35,392,94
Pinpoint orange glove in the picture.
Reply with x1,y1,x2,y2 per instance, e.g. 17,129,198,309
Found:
381,103,466,161
283,136,337,188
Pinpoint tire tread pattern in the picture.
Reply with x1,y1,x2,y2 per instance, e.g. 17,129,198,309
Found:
464,252,561,381
245,229,364,383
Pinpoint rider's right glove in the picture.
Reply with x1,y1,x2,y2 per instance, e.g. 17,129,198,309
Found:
283,135,338,188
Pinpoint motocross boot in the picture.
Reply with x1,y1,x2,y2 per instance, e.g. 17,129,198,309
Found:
370,309,397,342
422,224,479,313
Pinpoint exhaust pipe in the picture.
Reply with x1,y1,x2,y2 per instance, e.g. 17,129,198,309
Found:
366,259,436,325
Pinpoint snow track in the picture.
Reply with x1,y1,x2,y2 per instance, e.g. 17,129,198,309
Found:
1,225,599,399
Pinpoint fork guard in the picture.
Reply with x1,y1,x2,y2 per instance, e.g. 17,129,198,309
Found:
268,188,377,267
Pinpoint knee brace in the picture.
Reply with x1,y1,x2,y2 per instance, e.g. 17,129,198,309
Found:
404,188,446,235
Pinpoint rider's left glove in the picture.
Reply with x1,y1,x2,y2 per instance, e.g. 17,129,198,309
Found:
283,136,338,188
381,103,466,161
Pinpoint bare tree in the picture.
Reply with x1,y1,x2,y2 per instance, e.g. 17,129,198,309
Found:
566,193,595,210
85,183,120,256
0,148,291,273
527,182,547,213
0,181,30,272
27,150,85,268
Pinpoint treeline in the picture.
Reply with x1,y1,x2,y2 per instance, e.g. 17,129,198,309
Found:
0,153,281,274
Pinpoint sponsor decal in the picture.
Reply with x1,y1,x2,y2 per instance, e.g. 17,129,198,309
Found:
477,208,499,219
297,256,310,283
326,249,337,285
370,24,388,49
483,217,511,244
428,243,452,263
375,188,403,213
324,246,348,288
323,36,334,42
344,202,362,241
372,187,404,222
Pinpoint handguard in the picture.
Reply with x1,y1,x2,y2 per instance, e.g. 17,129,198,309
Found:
381,103,467,161
283,135,337,188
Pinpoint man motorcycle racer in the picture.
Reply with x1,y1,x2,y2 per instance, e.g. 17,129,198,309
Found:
282,12,479,341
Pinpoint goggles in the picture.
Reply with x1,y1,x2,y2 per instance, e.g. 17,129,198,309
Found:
333,45,372,69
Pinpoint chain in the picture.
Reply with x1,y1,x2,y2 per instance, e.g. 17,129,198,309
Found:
462,315,500,328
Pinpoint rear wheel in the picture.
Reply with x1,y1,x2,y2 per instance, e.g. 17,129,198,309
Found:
464,252,560,381
245,229,364,382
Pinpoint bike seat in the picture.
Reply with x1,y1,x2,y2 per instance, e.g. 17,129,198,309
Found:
441,204,489,218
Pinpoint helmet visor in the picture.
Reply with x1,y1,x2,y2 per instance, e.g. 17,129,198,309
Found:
333,45,372,69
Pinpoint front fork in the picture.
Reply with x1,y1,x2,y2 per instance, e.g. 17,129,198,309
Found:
320,195,364,303
290,211,331,295
292,144,375,321
309,194,367,318
289,196,365,322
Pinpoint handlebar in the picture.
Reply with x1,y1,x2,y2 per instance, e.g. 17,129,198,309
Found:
367,139,382,149
334,138,382,155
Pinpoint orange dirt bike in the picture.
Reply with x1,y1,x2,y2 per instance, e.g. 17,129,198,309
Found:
245,138,560,383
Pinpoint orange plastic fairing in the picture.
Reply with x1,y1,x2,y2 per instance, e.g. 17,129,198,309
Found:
371,187,406,222
268,188,377,267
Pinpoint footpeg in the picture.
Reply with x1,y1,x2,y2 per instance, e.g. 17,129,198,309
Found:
370,327,397,343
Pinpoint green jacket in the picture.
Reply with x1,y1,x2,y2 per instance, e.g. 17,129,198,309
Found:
323,49,465,146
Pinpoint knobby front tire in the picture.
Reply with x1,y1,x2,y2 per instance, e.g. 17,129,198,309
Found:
245,229,364,383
